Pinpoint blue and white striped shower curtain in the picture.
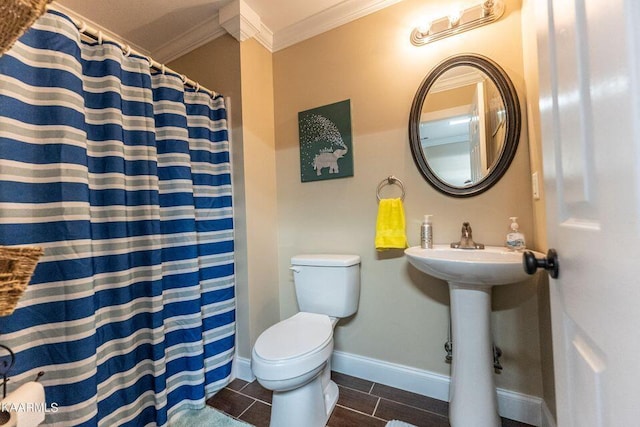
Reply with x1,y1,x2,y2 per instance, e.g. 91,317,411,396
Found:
0,11,235,426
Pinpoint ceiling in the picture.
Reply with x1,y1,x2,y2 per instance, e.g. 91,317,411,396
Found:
55,0,401,62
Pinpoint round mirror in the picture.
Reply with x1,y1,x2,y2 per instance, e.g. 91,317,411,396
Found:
409,54,521,197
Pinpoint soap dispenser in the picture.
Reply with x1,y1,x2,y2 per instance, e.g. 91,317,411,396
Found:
506,217,525,251
420,215,433,249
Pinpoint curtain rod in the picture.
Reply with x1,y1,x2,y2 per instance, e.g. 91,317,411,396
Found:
45,3,217,98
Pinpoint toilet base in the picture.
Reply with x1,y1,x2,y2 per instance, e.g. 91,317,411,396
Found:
324,379,338,416
269,371,338,427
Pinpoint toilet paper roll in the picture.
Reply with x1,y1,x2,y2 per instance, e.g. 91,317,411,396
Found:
0,382,46,427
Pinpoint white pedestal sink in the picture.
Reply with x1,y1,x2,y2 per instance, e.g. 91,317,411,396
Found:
405,245,541,427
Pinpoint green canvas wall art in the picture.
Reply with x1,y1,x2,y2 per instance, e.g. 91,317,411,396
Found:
298,99,353,182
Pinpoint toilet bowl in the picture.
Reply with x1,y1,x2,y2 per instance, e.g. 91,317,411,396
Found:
250,254,361,427
252,312,338,427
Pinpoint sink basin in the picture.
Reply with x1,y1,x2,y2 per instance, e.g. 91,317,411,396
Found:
405,244,542,427
405,244,538,286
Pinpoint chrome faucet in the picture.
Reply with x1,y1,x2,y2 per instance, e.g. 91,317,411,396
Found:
451,222,485,249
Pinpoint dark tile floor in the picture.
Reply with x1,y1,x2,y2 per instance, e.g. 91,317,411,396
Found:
206,371,535,427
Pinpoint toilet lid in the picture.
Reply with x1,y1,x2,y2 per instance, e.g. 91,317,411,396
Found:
254,312,332,361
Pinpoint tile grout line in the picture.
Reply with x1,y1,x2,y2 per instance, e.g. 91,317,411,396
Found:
334,382,374,396
335,403,388,422
226,386,273,407
236,399,257,420
224,378,531,427
229,383,448,419
372,397,381,418
360,381,450,418
376,396,450,420
342,381,448,418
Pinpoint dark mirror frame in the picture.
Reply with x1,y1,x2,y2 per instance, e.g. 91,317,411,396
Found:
409,54,521,197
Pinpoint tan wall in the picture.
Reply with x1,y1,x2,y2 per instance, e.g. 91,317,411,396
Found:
273,0,543,396
238,38,281,354
170,36,280,358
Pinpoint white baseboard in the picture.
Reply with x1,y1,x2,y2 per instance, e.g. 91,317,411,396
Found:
232,349,546,426
331,350,544,427
496,388,542,427
541,401,557,427
232,355,255,383
331,350,451,401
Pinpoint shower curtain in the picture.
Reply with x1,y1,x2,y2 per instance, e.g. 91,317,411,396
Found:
0,10,235,426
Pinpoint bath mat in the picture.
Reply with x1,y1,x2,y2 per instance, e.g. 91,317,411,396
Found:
169,406,253,427
385,421,417,427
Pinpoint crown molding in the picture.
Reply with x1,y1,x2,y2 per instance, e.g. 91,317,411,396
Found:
254,23,274,51
53,0,402,61
167,0,403,54
272,0,403,52
219,0,262,42
153,13,227,64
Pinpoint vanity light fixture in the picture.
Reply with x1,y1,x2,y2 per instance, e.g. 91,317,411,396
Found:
410,0,505,46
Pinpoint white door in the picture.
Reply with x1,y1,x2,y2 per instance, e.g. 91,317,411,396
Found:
536,0,640,425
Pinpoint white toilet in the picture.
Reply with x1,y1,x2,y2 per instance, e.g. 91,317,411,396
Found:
251,254,361,427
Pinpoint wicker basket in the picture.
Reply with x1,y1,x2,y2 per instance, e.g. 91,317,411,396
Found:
0,0,51,56
0,246,44,316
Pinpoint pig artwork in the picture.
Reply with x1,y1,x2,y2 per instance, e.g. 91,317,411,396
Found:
312,148,348,176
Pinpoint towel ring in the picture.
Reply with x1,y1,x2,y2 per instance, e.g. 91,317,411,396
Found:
376,176,405,201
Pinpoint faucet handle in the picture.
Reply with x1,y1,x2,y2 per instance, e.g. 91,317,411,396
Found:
462,222,472,237
452,221,484,249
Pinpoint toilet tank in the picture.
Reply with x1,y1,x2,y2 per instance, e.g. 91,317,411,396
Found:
291,254,361,318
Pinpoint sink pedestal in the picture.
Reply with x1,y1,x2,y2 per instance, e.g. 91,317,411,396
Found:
448,282,500,427
404,245,543,427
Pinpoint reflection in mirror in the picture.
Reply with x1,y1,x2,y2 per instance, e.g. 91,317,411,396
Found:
420,67,506,187
409,54,520,197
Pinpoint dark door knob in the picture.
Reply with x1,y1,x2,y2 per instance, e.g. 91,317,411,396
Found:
523,249,559,279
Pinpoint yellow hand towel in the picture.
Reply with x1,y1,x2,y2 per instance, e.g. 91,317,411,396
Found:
375,198,408,250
